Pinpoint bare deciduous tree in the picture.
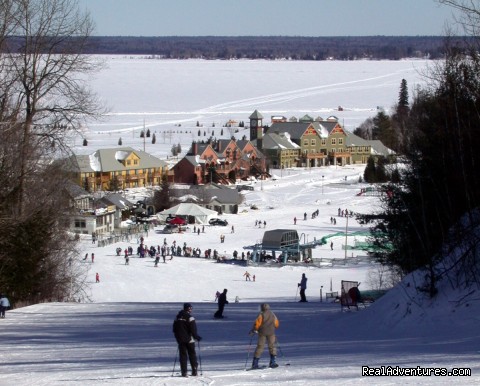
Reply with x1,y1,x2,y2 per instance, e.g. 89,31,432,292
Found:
4,0,104,213
0,0,104,306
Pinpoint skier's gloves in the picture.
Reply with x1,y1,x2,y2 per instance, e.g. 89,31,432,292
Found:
249,329,258,336
196,336,202,342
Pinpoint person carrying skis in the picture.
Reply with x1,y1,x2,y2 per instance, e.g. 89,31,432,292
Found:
214,288,228,318
173,303,202,377
298,273,307,302
249,303,279,369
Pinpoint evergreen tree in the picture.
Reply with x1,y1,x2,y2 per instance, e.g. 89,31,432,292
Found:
363,156,376,182
153,174,170,212
171,144,178,156
118,137,122,145
152,133,156,144
107,175,121,191
146,128,151,138
373,110,397,151
361,43,480,297
398,79,409,114
83,138,88,146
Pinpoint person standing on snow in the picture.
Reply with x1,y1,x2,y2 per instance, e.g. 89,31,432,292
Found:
214,289,228,318
298,273,307,302
249,303,279,369
0,293,10,318
173,303,202,377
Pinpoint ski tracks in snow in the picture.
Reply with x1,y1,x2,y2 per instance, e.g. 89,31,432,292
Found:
93,66,417,135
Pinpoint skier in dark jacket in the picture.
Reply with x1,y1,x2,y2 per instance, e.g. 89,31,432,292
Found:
298,273,308,302
214,288,229,319
173,303,202,377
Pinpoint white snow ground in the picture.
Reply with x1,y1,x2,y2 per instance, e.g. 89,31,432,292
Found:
1,59,478,385
1,166,478,385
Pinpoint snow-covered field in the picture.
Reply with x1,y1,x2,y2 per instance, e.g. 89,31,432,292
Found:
1,58,478,385
75,57,432,158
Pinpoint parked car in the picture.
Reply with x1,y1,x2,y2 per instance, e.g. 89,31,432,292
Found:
209,218,228,226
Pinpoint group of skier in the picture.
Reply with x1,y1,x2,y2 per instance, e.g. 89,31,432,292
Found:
173,299,280,377
173,273,308,377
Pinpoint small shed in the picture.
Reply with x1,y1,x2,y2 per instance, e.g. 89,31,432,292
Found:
262,229,299,249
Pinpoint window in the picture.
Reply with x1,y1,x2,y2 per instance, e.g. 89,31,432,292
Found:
127,160,131,165
311,139,316,146
321,139,326,145
75,219,86,228
338,138,343,145
134,159,138,165
331,138,336,145
303,139,309,146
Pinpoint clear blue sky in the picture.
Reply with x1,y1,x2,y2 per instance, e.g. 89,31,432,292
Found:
78,0,458,37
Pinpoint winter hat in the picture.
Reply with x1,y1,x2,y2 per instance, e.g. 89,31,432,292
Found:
261,303,270,312
183,303,192,310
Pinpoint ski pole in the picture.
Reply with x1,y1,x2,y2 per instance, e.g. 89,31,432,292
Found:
172,346,179,376
276,337,289,365
197,341,203,376
244,333,255,370
294,285,299,301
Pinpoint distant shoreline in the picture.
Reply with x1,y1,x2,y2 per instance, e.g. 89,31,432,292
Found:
4,35,469,60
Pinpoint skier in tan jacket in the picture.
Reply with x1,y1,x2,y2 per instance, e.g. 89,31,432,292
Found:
249,303,279,369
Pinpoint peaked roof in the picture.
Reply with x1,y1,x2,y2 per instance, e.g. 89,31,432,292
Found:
344,131,395,156
71,147,167,173
64,180,91,199
158,203,218,216
262,132,301,150
268,122,324,140
249,109,264,119
99,193,135,210
188,184,243,205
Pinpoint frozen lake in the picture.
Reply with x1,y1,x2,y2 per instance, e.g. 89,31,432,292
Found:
85,57,432,137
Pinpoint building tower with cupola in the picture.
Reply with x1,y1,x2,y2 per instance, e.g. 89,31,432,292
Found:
249,109,264,149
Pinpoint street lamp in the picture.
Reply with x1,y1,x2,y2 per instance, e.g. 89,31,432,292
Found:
322,175,324,195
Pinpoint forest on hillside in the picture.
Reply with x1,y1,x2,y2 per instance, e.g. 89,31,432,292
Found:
3,35,469,60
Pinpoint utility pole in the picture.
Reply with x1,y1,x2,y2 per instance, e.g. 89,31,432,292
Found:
345,214,348,259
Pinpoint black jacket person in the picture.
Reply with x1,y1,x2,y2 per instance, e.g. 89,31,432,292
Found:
173,303,202,377
214,288,229,318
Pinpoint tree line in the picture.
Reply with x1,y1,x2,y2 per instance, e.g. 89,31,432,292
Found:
3,35,472,60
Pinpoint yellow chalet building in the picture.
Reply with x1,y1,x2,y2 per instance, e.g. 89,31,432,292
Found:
66,147,168,192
